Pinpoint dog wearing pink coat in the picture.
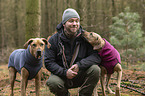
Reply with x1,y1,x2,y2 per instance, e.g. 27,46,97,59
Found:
83,31,122,96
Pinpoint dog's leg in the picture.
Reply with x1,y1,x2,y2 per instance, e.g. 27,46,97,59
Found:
21,68,29,96
100,66,107,96
106,74,115,94
101,73,106,96
93,85,98,96
35,69,42,96
9,67,17,96
114,63,122,96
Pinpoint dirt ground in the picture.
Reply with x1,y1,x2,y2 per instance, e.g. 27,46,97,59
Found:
0,64,145,96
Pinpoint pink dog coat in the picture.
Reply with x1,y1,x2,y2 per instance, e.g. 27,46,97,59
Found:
98,39,121,74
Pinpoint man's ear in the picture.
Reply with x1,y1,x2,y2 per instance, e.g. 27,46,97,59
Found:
23,39,34,49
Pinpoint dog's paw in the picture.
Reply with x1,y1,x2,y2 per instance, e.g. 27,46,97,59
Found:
107,87,115,94
110,91,115,94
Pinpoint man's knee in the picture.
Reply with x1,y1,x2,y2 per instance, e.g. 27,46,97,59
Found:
87,65,101,78
78,65,101,96
46,75,66,93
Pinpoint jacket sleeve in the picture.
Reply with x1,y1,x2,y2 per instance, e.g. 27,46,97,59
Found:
44,36,67,78
76,42,101,70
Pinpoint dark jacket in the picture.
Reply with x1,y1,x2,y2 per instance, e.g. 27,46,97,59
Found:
44,22,101,78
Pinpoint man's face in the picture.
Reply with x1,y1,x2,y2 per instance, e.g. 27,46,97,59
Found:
63,18,80,34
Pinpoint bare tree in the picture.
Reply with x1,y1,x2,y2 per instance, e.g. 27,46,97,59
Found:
25,0,41,41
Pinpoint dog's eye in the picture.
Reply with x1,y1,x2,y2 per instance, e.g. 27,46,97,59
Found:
90,33,93,37
40,43,44,46
33,44,36,47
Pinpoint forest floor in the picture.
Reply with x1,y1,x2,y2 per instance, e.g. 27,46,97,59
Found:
0,63,145,96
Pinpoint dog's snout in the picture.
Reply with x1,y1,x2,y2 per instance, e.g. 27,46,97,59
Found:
37,50,41,55
37,49,41,58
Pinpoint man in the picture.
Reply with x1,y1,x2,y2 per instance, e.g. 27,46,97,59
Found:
44,8,101,96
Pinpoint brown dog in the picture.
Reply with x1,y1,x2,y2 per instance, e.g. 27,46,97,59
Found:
8,38,50,96
83,31,122,96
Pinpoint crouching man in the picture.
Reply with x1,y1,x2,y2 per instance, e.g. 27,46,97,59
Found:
44,8,101,96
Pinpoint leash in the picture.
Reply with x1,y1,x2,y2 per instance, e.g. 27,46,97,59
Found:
69,32,81,67
58,31,81,87
69,42,80,67
59,42,69,69
58,32,81,69
58,41,80,69
67,43,80,87
58,35,80,87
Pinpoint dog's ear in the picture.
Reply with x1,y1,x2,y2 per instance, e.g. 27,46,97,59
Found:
23,39,33,49
41,38,48,45
41,38,51,49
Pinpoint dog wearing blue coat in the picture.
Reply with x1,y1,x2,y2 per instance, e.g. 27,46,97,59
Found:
8,38,50,96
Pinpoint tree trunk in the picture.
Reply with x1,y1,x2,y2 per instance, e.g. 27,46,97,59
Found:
0,0,4,55
112,0,116,16
17,0,26,47
25,0,41,41
87,0,91,31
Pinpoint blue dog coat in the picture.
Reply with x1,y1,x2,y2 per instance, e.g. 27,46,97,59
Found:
8,45,43,80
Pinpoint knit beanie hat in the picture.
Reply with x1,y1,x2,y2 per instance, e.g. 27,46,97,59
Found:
62,8,80,24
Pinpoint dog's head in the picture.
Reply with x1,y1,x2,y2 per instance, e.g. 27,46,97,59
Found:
24,38,51,58
82,31,104,50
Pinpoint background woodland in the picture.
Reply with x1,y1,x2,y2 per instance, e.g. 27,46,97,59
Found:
0,0,145,65
0,0,145,95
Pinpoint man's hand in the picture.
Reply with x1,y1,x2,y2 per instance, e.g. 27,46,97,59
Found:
66,64,79,79
71,64,79,73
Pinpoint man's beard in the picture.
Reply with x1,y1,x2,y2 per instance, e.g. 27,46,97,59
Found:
64,26,79,38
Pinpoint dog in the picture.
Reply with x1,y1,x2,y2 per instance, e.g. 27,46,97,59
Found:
8,38,50,96
82,31,122,96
